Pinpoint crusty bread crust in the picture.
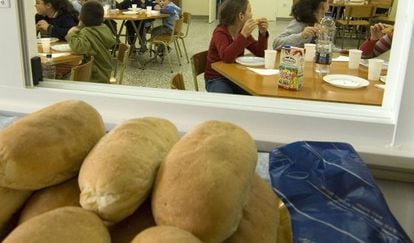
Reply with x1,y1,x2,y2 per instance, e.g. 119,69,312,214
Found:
79,118,179,222
131,226,202,243
152,121,257,243
0,100,105,190
3,207,110,243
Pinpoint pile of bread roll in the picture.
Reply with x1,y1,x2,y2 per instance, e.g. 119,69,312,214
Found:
0,100,292,243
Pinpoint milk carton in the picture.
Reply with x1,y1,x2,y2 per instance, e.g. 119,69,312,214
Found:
278,46,304,90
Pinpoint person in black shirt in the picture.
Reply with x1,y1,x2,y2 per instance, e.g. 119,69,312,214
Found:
35,0,79,40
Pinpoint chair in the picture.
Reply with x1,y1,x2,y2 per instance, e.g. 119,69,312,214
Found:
190,50,208,91
148,18,184,73
70,56,94,82
335,5,374,48
110,43,129,85
176,12,191,63
170,73,186,90
370,0,394,17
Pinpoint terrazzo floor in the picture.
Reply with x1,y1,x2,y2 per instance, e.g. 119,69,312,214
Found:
119,17,363,91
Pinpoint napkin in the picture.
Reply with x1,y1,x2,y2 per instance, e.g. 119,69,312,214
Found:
332,56,349,62
375,84,385,89
39,53,71,58
246,67,279,75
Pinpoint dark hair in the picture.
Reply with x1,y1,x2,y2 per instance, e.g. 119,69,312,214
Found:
42,0,79,22
219,0,249,26
80,1,104,26
292,0,326,25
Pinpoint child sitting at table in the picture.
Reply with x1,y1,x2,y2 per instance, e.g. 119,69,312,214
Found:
204,0,269,94
65,1,116,83
360,23,393,59
272,0,328,50
35,0,79,40
151,0,180,54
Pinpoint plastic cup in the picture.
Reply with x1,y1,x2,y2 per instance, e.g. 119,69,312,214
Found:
264,50,277,69
103,4,110,15
304,43,316,62
41,38,51,53
368,59,384,81
146,6,152,16
348,49,362,69
132,4,137,9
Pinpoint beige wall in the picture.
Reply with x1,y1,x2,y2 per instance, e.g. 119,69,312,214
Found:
182,0,209,16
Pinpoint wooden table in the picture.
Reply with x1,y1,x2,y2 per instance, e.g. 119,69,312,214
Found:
105,11,169,50
211,57,384,106
37,41,82,79
37,41,82,65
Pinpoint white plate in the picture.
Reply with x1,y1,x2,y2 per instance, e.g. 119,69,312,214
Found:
323,74,369,89
380,75,387,83
37,37,59,44
122,11,138,15
360,59,388,70
51,44,71,52
235,56,265,67
128,7,142,11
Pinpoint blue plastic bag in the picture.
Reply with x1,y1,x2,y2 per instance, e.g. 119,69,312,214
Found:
269,141,411,243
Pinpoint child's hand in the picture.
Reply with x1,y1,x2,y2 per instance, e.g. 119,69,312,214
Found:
154,4,161,10
257,18,268,35
36,20,49,32
370,23,392,41
301,26,318,39
241,19,258,38
67,26,80,35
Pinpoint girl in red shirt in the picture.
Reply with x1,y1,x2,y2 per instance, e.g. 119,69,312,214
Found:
204,0,269,94
360,23,393,59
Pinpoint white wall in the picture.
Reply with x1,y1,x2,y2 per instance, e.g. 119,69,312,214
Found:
276,0,293,18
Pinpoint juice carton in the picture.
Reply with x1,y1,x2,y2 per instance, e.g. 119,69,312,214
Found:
278,46,304,90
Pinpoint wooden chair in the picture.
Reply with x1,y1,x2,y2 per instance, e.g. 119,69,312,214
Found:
148,18,184,73
190,50,208,91
70,56,94,82
110,43,129,85
370,0,394,17
176,12,191,63
170,73,186,90
335,5,374,48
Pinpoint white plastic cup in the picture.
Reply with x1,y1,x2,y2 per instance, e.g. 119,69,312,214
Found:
264,50,277,69
103,4,110,15
132,4,137,9
348,49,362,69
368,59,384,81
41,38,51,53
146,6,152,16
304,43,316,62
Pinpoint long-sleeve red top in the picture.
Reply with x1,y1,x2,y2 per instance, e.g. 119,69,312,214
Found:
204,25,268,81
360,33,393,59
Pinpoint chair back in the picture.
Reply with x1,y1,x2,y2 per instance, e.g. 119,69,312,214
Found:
112,43,129,84
190,50,208,91
181,12,192,38
173,17,184,39
170,73,185,90
70,56,94,82
344,5,374,19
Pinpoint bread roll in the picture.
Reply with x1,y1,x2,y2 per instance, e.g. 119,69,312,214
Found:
109,198,156,243
131,226,202,243
0,187,31,239
18,177,80,224
3,207,110,243
0,100,105,190
152,120,257,243
224,174,280,243
79,118,179,222
278,201,293,243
